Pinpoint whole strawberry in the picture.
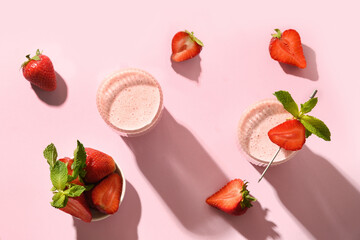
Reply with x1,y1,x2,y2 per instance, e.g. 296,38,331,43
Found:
171,30,203,62
269,29,306,68
21,49,57,91
84,148,116,183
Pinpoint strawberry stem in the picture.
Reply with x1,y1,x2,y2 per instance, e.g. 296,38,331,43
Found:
258,90,318,183
271,29,282,39
185,30,204,47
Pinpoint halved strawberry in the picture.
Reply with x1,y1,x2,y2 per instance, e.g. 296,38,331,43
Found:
92,173,122,214
84,148,116,183
268,119,306,151
269,29,306,68
171,30,203,62
60,195,92,222
206,179,256,216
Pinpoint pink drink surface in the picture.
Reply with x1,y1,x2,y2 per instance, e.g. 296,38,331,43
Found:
108,84,160,131
239,99,295,164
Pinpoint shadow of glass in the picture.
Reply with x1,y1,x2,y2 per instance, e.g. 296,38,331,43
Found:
73,181,141,240
254,146,360,239
31,71,68,106
279,44,319,81
123,108,278,238
171,56,202,82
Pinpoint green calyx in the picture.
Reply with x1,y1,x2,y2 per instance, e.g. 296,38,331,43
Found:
44,140,89,209
185,30,204,47
240,182,256,209
273,90,331,141
271,29,282,39
21,49,42,68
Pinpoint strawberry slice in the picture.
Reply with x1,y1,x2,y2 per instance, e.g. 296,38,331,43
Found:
92,173,122,214
171,30,203,62
60,195,92,222
206,179,256,216
269,29,306,68
268,119,306,151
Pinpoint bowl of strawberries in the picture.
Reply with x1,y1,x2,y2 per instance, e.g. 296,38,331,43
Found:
43,140,126,222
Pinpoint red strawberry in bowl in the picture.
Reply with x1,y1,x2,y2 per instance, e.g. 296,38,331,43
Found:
171,30,203,62
60,195,92,223
84,148,116,183
269,29,307,68
21,49,57,91
206,179,256,216
91,173,123,214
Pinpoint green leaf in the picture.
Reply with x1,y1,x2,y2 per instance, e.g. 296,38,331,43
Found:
84,184,94,191
305,129,312,138
50,161,68,191
63,185,86,197
51,192,68,208
43,143,58,168
240,182,256,209
273,91,299,118
68,140,87,181
185,30,204,47
300,115,331,141
301,97,318,115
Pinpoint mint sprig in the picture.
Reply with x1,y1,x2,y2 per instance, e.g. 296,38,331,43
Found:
273,91,299,118
274,90,331,141
43,143,57,168
300,115,331,141
68,140,87,182
43,140,88,209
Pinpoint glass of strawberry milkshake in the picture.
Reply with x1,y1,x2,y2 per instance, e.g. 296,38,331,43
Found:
96,69,164,137
237,99,298,167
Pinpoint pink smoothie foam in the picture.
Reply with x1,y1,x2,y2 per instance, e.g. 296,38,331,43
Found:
97,69,163,136
238,99,297,167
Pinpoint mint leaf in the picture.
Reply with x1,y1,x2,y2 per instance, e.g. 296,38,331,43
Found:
51,192,68,208
301,97,318,114
305,129,312,138
44,143,58,168
63,185,86,197
68,140,87,182
84,184,94,191
300,115,331,141
273,91,299,117
50,161,68,191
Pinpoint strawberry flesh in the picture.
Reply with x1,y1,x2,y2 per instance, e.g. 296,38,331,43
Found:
92,173,122,214
206,179,255,216
269,29,306,68
60,195,92,222
84,148,116,183
268,119,306,151
171,31,202,62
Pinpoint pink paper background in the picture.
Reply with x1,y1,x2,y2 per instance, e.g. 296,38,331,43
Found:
1,0,359,239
